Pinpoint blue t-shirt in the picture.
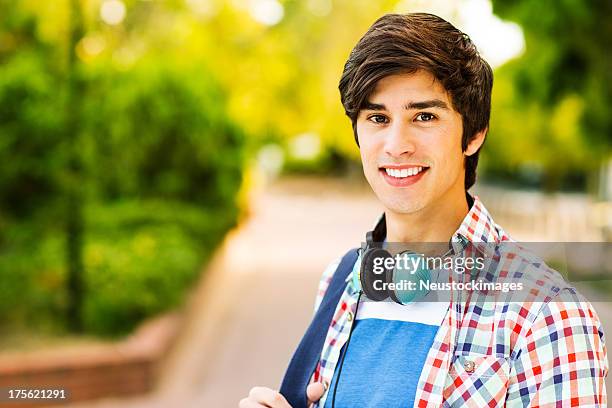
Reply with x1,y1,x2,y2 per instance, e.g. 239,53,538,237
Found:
323,300,448,408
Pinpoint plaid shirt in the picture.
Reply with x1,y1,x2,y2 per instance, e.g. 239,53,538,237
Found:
311,196,608,407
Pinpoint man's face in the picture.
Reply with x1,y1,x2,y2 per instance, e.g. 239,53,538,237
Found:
356,70,471,216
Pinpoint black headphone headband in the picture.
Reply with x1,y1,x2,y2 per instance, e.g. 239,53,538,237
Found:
366,213,386,246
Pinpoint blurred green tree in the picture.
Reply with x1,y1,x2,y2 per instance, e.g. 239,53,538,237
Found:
0,0,244,337
489,0,612,191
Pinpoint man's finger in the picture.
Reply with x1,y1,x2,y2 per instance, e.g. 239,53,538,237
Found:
306,382,326,403
248,386,291,407
239,397,261,408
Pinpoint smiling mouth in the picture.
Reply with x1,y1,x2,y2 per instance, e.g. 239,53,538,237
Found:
379,165,429,179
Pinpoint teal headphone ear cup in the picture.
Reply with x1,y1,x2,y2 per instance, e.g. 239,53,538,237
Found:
388,251,431,305
359,247,392,301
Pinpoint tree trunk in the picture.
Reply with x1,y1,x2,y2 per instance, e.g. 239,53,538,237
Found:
65,0,85,332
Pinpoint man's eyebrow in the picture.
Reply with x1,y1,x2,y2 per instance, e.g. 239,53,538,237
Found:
362,102,386,111
361,99,450,111
405,99,449,110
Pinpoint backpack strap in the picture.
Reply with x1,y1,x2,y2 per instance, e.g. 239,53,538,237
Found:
279,248,359,408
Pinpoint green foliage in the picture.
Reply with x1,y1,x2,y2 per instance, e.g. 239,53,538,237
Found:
0,0,244,338
0,51,65,218
0,221,65,333
487,0,612,190
0,200,235,337
83,61,244,206
82,200,234,336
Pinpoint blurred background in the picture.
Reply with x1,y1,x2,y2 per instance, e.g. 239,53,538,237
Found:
0,0,610,406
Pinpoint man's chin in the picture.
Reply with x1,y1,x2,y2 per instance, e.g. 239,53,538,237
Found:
378,196,428,216
367,179,431,214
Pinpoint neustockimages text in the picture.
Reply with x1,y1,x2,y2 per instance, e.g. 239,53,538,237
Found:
373,279,524,293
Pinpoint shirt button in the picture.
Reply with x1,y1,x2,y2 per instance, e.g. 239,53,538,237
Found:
347,312,354,322
464,360,476,373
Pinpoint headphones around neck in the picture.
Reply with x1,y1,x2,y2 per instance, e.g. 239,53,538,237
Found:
358,245,433,304
354,213,469,305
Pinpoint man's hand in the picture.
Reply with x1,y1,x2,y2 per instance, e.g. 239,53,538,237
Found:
239,382,326,408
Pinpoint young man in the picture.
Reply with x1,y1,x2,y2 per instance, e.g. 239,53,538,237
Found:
240,13,608,408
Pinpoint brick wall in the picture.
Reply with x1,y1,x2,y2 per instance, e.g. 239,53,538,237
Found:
0,313,181,407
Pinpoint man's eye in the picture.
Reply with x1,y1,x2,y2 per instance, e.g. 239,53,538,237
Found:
368,114,388,124
415,112,436,122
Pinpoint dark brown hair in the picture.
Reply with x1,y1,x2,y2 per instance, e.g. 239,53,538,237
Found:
339,13,493,190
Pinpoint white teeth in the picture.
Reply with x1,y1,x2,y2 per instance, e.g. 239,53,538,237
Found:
384,167,425,178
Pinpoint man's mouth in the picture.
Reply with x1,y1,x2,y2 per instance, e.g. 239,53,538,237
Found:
382,166,427,178
378,164,430,186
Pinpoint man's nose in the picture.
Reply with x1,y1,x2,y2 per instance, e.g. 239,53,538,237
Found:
383,121,417,157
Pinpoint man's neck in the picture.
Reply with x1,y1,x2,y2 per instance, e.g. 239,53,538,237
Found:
385,191,470,243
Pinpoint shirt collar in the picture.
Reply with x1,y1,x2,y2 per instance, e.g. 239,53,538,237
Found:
453,195,500,244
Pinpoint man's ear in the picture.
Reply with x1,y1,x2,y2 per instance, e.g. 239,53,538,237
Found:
464,127,487,156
